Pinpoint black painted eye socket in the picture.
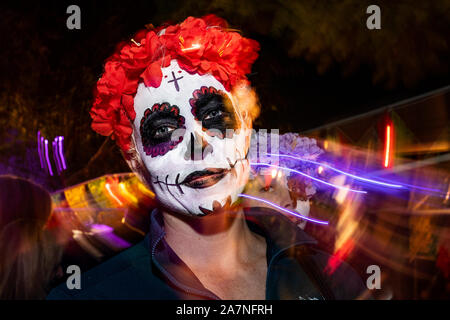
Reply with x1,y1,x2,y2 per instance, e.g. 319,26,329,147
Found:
189,86,237,137
203,109,223,121
139,103,185,157
149,123,177,141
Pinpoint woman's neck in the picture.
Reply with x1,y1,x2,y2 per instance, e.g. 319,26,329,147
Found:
162,207,263,272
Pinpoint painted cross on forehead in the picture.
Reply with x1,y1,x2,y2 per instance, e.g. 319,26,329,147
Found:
168,71,184,92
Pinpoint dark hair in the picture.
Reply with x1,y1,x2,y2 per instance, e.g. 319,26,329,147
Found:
0,175,62,299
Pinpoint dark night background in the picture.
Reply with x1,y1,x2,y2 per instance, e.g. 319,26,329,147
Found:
0,0,449,189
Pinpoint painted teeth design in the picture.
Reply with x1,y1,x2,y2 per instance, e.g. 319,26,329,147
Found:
199,195,234,215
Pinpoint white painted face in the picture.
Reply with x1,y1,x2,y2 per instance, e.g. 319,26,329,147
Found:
131,60,251,216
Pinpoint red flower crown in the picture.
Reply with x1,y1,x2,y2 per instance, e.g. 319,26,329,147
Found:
90,14,260,153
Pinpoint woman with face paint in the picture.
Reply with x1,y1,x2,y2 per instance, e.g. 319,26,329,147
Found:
48,15,368,300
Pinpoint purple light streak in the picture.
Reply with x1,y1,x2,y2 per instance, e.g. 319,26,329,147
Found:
267,153,403,189
251,162,367,194
38,134,67,176
386,181,443,194
44,139,54,176
58,136,67,170
238,193,329,225
40,136,45,165
268,153,444,195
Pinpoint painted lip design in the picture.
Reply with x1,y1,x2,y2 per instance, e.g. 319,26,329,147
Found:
181,168,229,189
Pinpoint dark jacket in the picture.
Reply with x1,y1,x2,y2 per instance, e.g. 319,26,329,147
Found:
47,207,367,300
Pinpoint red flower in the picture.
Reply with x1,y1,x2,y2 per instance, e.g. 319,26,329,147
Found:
90,14,259,153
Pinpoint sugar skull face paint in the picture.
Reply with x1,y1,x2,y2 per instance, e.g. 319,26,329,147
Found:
189,86,238,139
132,59,251,216
139,103,185,157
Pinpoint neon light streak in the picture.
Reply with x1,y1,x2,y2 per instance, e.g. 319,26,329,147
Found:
40,136,45,169
238,193,329,225
55,138,63,173
37,131,44,169
266,153,403,189
105,183,123,206
58,136,67,170
251,162,367,194
384,125,391,168
270,153,441,194
44,139,53,176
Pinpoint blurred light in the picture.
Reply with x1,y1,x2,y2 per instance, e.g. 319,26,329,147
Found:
323,140,329,150
90,224,113,233
271,169,278,179
318,166,324,174
105,183,123,206
138,183,155,198
58,136,67,170
267,153,403,189
397,141,449,154
40,136,45,165
119,183,138,205
325,238,355,275
238,193,329,225
251,162,367,194
445,184,450,202
277,171,283,178
331,175,349,205
384,124,392,168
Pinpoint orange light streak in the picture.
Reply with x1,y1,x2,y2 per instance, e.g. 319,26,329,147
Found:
105,183,123,206
119,183,138,205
